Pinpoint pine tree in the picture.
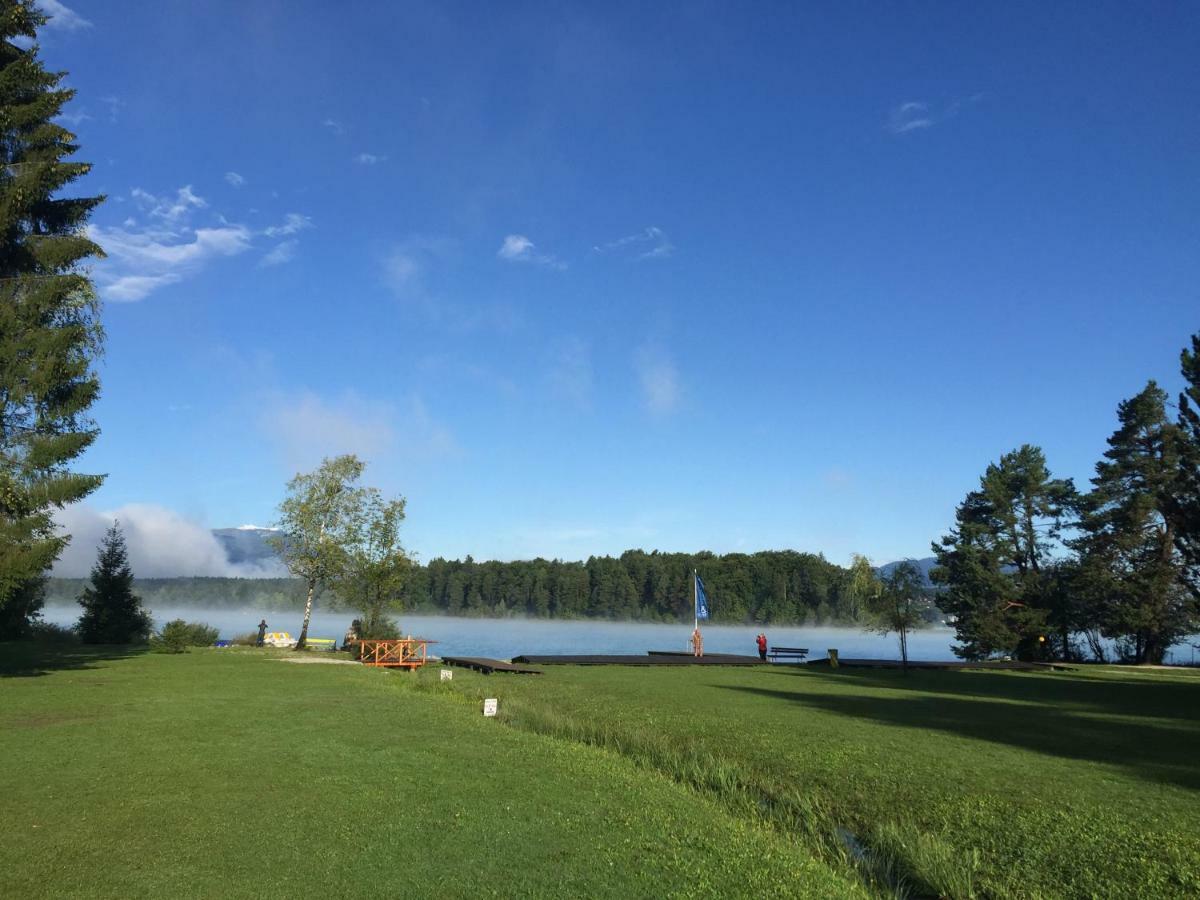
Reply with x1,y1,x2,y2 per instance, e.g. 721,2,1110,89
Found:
1,2,105,637
932,445,1076,659
77,522,151,644
1075,382,1196,663
1175,333,1200,580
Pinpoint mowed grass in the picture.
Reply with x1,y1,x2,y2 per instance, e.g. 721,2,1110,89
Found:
0,645,860,900
436,660,1200,899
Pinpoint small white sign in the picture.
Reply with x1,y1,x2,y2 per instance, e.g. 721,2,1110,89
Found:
440,668,453,682
483,698,498,717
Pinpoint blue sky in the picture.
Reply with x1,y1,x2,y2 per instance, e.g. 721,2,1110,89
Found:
34,1,1200,576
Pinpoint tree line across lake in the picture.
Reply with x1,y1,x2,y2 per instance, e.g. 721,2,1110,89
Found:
43,549,938,627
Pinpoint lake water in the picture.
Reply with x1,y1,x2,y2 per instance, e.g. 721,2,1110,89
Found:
39,606,1200,664
39,605,962,660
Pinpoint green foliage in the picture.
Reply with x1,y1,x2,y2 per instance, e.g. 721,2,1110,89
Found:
330,487,409,637
864,560,930,666
1175,332,1200,580
271,454,368,648
0,2,105,635
150,619,219,653
932,444,1077,659
24,616,76,644
44,549,922,626
0,574,44,638
1075,381,1197,663
410,548,872,624
76,522,151,644
354,613,400,640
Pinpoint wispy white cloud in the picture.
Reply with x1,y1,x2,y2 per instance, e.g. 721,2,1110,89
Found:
634,344,681,415
322,118,346,135
887,94,983,135
264,212,313,238
100,95,123,124
54,108,91,127
497,234,566,270
37,0,91,31
132,185,207,223
381,236,522,333
888,101,934,134
260,240,297,267
89,185,255,302
225,171,245,188
594,226,674,260
355,152,386,165
260,389,461,473
104,273,184,302
548,337,593,408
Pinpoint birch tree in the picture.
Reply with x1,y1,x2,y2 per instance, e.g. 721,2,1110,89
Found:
270,455,365,650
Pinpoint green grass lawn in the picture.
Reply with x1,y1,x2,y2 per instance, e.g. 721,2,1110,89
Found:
444,661,1200,898
3,645,1199,898
0,645,859,899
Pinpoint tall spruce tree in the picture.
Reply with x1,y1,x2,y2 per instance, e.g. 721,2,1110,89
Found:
1175,333,1200,582
1,2,105,637
77,521,151,644
932,445,1077,660
1075,382,1196,663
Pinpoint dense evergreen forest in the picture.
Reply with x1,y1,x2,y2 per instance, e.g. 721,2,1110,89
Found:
44,550,938,626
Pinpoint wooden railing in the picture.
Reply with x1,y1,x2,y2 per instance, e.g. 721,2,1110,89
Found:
355,638,432,669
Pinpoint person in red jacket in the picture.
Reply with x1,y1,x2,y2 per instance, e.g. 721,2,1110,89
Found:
756,632,768,661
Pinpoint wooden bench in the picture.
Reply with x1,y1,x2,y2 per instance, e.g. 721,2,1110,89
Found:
767,646,808,662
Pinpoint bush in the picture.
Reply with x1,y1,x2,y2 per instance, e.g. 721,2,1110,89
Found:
230,632,260,646
26,620,79,644
357,613,401,640
150,619,219,654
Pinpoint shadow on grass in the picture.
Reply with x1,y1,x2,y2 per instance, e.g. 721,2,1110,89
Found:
723,669,1200,791
0,641,146,678
762,664,1200,724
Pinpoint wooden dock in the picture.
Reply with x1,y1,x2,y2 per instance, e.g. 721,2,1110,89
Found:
441,656,543,675
512,653,765,667
806,657,1074,671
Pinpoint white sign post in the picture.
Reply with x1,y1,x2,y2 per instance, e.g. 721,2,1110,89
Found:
482,698,498,717
440,668,453,682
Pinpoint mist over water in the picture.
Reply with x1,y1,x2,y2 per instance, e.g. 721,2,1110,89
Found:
37,605,1200,663
40,605,962,660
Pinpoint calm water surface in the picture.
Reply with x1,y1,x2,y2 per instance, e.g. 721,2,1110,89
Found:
40,606,1200,664
41,605,961,660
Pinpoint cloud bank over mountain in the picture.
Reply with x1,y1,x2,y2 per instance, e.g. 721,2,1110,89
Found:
52,504,286,578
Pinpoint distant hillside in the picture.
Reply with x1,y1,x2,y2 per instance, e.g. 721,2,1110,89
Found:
211,527,281,567
876,557,938,588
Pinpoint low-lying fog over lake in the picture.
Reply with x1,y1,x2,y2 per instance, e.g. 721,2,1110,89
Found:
40,605,962,659
39,606,1200,664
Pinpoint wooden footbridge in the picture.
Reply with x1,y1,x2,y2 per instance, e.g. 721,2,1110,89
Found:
355,638,434,669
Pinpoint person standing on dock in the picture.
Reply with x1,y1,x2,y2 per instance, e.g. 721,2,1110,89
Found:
693,571,709,658
756,632,767,661
256,619,268,647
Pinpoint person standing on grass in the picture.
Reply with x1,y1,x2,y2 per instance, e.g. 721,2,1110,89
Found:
756,632,768,661
691,627,704,657
257,619,268,647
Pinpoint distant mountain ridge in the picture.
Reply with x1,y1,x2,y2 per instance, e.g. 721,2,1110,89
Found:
876,556,938,588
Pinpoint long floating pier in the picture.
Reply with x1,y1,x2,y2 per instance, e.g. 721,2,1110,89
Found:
806,658,1074,671
512,653,765,667
440,656,543,675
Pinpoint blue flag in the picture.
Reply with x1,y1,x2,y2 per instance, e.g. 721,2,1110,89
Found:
695,574,710,620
